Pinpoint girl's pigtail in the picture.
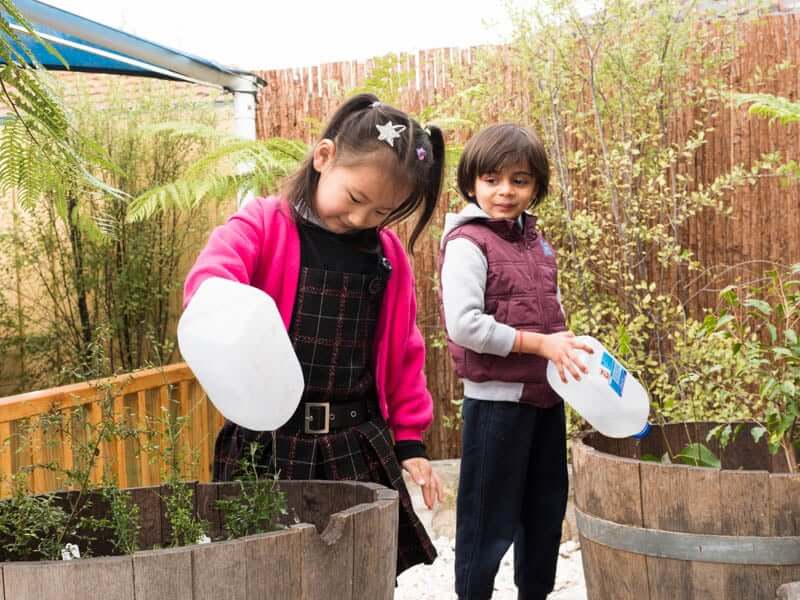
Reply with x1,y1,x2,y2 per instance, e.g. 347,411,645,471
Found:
407,124,445,253
320,93,379,140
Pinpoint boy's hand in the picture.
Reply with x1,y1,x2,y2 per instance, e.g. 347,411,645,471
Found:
537,331,593,384
401,457,444,510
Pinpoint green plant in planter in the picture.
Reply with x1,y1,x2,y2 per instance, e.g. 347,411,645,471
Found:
94,485,142,555
704,264,800,472
155,400,209,547
162,477,207,547
0,339,151,560
0,473,70,561
216,442,287,540
704,92,800,471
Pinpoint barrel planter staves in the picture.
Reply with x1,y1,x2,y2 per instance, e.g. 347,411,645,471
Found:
0,480,399,600
572,422,800,600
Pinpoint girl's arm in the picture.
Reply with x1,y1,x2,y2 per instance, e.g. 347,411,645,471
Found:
385,278,433,442
183,199,267,308
440,238,517,355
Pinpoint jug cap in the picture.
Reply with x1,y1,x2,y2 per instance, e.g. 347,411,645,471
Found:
632,422,651,440
177,277,304,431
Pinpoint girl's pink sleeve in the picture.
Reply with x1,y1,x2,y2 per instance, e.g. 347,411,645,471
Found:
383,240,434,442
183,200,266,309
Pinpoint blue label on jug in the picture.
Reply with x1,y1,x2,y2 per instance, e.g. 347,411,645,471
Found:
600,351,627,397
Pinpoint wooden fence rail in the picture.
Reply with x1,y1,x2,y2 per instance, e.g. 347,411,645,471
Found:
0,364,223,498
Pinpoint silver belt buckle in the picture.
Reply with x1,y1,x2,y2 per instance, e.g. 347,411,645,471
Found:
304,402,330,434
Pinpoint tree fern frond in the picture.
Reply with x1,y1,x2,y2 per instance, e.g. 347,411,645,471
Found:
71,204,107,245
182,139,263,178
141,120,236,143
1,0,68,68
126,174,238,222
128,118,306,222
126,181,192,222
0,116,47,207
90,201,121,242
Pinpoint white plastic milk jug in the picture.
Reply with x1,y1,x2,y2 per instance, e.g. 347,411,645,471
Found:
546,336,650,439
178,277,304,431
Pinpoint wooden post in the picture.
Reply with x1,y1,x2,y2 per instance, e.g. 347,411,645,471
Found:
0,421,11,498
137,390,150,487
198,388,210,482
158,384,170,482
30,417,44,494
61,409,74,491
88,400,105,484
187,382,202,481
114,395,128,489
179,380,192,479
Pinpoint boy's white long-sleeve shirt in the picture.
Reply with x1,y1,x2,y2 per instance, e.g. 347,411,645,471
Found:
441,236,518,357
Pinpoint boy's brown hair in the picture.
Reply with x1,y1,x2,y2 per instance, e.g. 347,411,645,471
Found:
457,124,550,209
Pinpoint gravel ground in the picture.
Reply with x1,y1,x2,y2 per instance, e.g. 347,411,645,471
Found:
395,537,586,600
395,468,587,599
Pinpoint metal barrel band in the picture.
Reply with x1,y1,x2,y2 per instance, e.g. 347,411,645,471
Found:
575,508,800,566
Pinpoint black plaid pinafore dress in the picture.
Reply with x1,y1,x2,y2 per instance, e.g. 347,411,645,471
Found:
212,221,436,575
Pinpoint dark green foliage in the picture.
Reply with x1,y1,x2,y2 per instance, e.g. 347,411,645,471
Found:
0,475,71,561
216,442,288,540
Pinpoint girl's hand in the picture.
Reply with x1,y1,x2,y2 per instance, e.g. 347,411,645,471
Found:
401,457,444,510
537,331,593,384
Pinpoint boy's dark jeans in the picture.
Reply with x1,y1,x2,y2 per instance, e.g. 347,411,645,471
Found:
455,398,568,600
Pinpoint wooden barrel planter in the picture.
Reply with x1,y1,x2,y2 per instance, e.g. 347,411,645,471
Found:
0,480,398,600
572,422,800,600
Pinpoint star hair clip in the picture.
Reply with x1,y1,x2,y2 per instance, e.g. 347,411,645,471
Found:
416,147,427,161
376,120,406,147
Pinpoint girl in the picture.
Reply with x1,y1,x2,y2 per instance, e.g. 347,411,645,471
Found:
184,93,444,574
438,124,591,599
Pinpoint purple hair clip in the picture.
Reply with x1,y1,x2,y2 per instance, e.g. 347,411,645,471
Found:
416,146,427,161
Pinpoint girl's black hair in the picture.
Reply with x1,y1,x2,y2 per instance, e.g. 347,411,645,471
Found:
282,93,445,252
457,124,550,209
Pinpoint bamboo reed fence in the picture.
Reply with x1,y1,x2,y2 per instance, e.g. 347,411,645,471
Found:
253,13,800,459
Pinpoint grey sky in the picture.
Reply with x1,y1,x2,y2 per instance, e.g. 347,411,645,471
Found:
44,0,523,70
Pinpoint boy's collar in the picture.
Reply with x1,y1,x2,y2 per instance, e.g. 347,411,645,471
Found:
458,202,532,224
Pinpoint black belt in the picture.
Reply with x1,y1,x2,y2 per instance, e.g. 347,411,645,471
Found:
283,399,371,434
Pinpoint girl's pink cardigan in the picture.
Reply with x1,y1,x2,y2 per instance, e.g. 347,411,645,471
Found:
183,197,433,442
